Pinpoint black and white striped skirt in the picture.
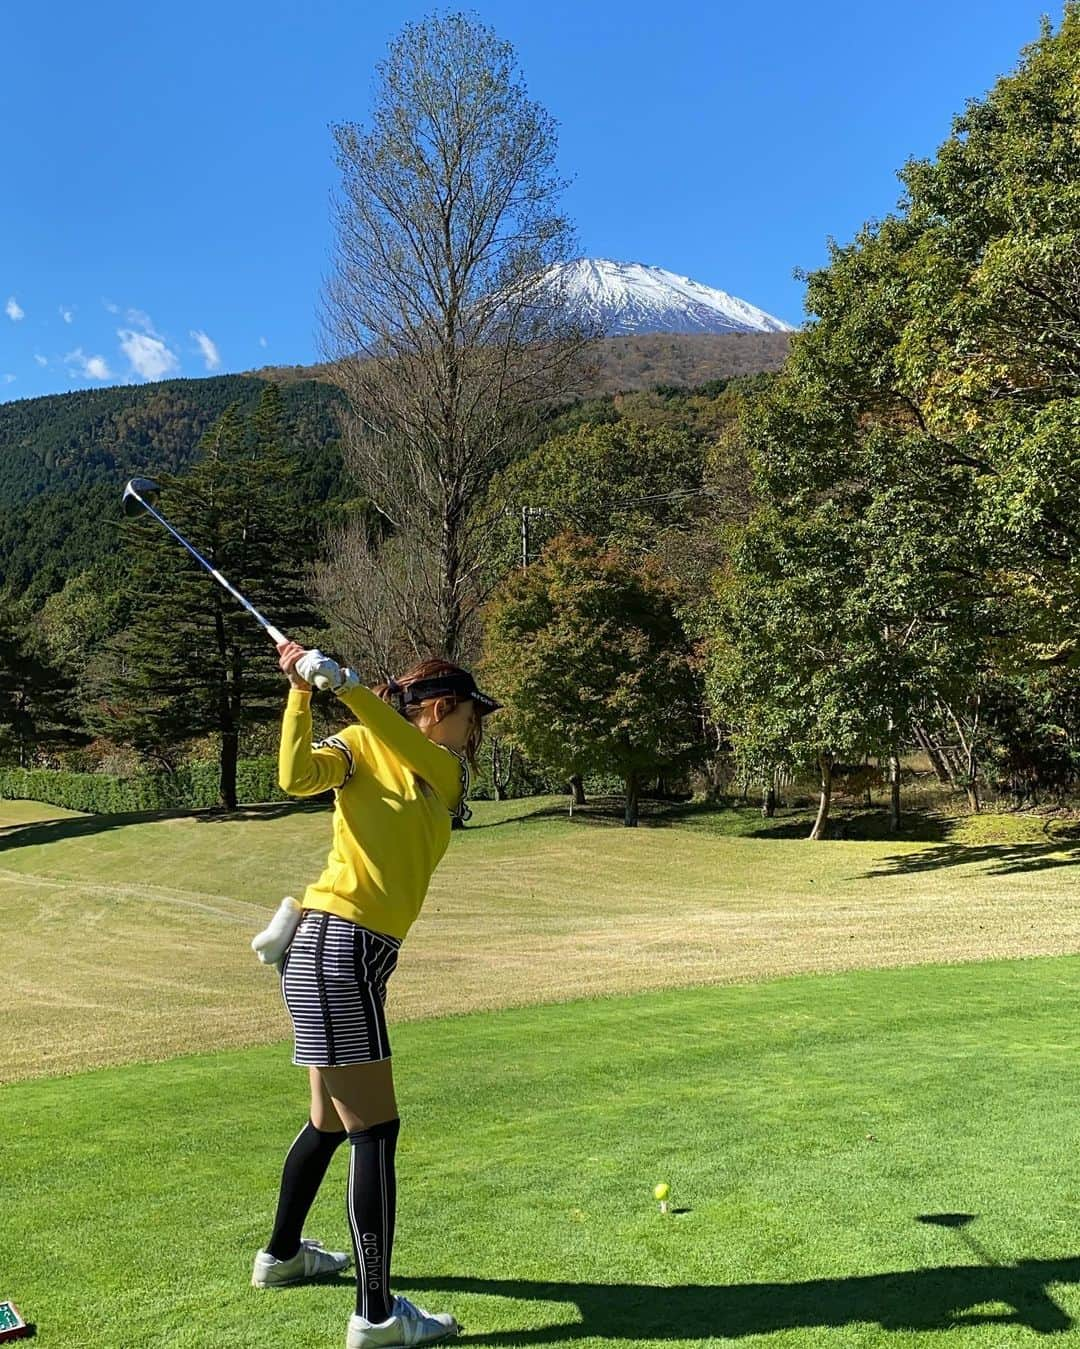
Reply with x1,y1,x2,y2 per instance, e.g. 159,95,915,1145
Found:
281,910,401,1067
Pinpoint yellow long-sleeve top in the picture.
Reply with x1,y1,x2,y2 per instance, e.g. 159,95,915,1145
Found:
278,684,467,941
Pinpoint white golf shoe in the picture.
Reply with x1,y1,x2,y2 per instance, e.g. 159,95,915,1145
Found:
251,1238,351,1288
346,1294,459,1347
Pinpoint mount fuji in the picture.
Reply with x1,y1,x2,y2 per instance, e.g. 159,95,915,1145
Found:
548,258,795,337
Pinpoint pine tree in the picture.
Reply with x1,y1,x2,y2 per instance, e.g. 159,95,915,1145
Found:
96,390,323,806
0,602,85,767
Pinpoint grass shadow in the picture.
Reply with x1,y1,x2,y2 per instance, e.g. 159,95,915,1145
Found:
0,798,329,851
741,807,964,843
467,799,1005,844
864,839,1080,879
468,797,744,831
402,1256,1080,1341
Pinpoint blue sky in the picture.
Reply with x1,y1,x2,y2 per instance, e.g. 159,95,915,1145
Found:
0,0,1059,403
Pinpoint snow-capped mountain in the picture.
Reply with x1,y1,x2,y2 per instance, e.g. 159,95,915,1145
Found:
549,258,794,337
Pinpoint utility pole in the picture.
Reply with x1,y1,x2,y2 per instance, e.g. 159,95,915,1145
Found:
520,505,545,569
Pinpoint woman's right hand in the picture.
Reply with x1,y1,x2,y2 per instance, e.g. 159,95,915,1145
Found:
277,641,312,691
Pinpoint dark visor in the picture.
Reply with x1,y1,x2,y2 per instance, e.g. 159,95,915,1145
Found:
393,673,502,717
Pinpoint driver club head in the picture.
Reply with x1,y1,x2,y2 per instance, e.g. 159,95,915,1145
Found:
122,476,161,518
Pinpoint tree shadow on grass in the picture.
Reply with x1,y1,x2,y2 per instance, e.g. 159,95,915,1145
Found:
468,800,1012,844
467,797,740,831
0,798,329,852
401,1257,1080,1342
862,839,1080,880
741,807,968,843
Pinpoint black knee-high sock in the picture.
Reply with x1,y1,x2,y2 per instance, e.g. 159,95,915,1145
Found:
347,1119,400,1322
266,1120,347,1260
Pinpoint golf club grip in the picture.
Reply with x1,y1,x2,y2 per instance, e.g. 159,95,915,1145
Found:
263,626,334,689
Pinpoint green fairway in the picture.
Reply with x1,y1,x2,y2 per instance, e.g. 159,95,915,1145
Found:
3,957,1080,1348
4,794,1080,1082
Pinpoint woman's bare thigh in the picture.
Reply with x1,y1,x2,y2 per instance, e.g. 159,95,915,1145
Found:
318,1059,398,1132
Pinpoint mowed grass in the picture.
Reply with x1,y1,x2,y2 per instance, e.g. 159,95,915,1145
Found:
3,794,1080,1082
3,958,1080,1347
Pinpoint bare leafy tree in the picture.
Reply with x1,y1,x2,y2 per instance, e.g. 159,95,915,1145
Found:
320,10,596,668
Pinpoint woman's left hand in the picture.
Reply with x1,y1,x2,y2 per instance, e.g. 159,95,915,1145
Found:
277,641,312,691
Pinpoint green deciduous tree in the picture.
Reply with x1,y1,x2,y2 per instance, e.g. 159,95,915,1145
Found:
490,418,705,566
708,6,1080,821
482,532,703,826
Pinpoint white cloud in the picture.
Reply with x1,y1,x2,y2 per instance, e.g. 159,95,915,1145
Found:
59,305,75,324
118,329,179,381
6,297,24,321
66,348,112,381
259,336,268,348
2,373,15,384
125,307,158,334
34,354,48,367
103,300,120,315
191,329,221,370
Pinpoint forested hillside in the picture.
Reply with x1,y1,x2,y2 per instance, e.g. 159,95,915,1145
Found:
0,334,790,607
0,375,344,506
0,377,345,604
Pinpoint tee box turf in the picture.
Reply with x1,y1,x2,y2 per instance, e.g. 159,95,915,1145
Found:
0,1302,28,1341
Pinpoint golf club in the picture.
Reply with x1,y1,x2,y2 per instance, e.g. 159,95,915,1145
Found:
122,477,288,645
122,477,344,691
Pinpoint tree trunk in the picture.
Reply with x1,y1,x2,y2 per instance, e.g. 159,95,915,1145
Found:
912,721,952,786
888,748,901,832
761,782,776,818
569,774,586,806
944,697,981,813
490,737,513,802
214,610,239,811
808,753,833,840
623,770,639,827
220,729,239,812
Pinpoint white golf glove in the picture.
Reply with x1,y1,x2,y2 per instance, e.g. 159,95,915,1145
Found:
295,648,345,691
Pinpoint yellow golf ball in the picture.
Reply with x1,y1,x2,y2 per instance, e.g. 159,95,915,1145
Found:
653,1183,670,1202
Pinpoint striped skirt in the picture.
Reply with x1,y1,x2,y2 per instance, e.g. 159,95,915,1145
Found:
281,910,401,1067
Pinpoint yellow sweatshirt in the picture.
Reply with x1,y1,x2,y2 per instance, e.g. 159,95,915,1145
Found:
278,684,467,940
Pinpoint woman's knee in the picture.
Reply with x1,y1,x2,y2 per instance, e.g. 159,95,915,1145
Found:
308,1066,346,1132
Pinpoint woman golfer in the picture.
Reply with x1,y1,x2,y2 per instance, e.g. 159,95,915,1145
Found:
251,641,499,1349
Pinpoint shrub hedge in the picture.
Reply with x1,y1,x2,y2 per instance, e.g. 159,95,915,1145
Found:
0,758,286,814
0,753,632,814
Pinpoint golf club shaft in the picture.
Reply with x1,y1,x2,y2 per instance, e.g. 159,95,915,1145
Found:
134,492,287,647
